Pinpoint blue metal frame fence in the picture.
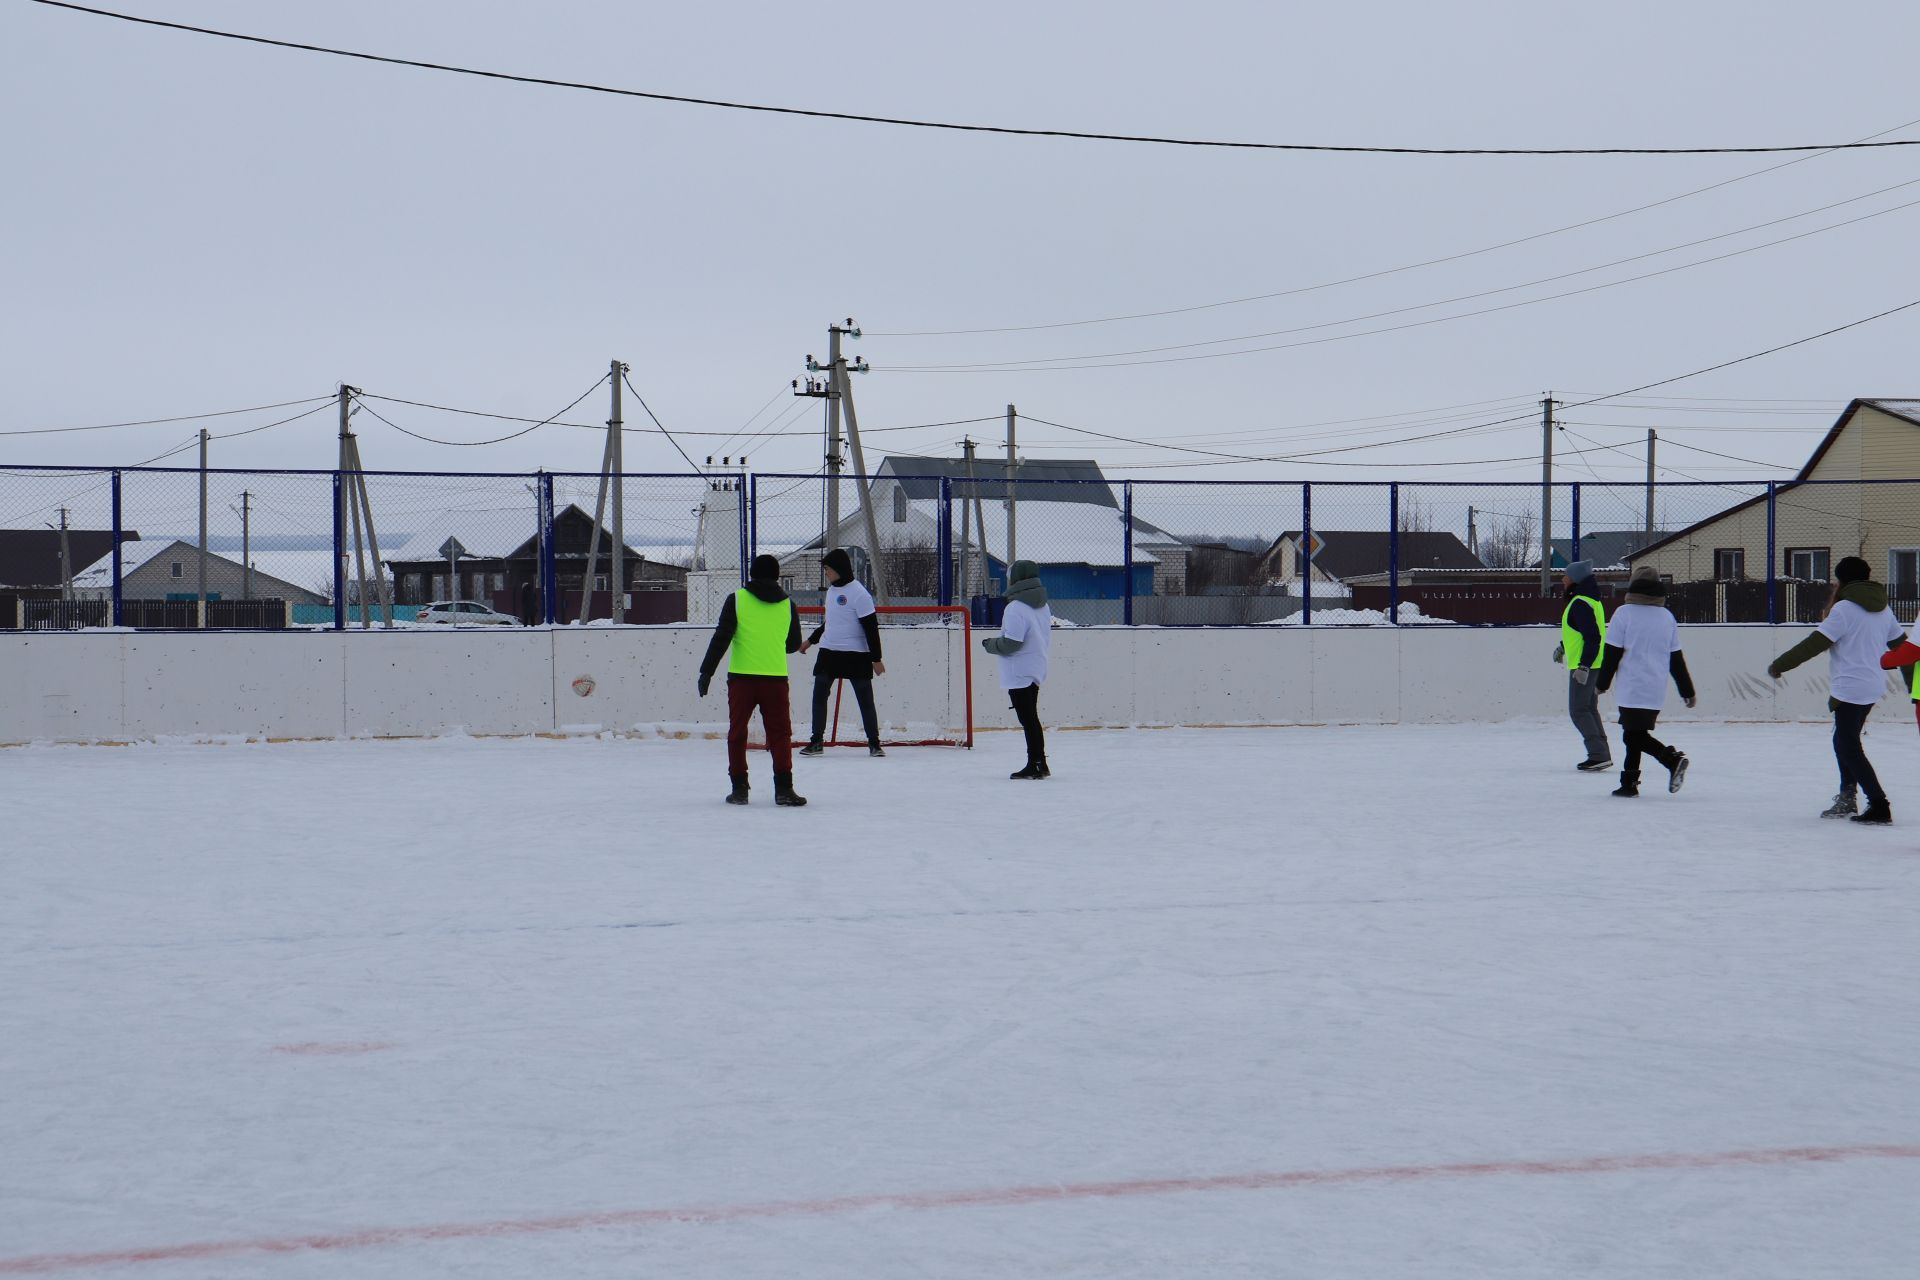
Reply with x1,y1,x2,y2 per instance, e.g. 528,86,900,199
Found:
1,463,1902,630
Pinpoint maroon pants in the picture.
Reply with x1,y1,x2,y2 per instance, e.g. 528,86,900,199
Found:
727,675,793,778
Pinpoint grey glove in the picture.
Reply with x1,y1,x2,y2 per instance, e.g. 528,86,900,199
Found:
1572,668,1590,685
1552,643,1565,664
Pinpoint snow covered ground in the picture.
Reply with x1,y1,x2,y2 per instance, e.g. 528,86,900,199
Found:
4,722,1918,1278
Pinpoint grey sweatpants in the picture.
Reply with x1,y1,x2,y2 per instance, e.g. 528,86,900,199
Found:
1569,673,1608,761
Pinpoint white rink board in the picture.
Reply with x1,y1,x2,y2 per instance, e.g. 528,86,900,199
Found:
0,624,1911,744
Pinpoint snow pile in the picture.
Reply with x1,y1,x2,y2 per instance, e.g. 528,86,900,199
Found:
1262,602,1450,625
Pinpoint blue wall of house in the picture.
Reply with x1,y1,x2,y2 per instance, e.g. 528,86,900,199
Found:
987,561,1154,600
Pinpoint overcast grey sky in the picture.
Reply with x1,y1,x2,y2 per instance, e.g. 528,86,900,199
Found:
5,0,1918,490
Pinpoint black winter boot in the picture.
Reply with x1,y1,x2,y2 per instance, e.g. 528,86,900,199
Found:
1851,800,1893,825
1666,752,1689,794
1612,770,1640,798
1010,759,1050,780
774,771,808,807
725,776,750,806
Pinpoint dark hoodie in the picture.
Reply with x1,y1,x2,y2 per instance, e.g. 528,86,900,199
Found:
1769,579,1901,677
699,567,803,683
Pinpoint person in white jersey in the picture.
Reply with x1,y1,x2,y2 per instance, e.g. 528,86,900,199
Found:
798,548,886,757
1767,556,1905,823
1595,565,1696,798
980,559,1053,779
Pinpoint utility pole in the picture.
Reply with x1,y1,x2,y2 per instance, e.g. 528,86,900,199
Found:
1644,429,1657,542
1005,404,1018,570
831,328,886,604
1466,505,1478,559
57,508,71,601
1539,394,1555,597
334,385,392,628
198,428,210,627
610,359,627,624
825,324,844,548
337,385,353,618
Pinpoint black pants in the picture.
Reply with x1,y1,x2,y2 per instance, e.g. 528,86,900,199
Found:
1618,707,1679,777
1832,699,1885,806
810,673,880,747
1009,683,1046,765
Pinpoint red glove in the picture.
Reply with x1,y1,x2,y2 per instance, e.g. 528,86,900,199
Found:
1880,640,1920,670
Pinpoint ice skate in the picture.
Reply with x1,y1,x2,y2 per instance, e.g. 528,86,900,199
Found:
1820,792,1858,819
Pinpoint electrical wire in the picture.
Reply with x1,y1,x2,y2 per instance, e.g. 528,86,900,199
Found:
0,394,334,437
357,375,609,447
885,190,1920,372
871,114,1920,337
210,400,337,441
621,372,702,474
31,2,1920,158
1009,296,1920,472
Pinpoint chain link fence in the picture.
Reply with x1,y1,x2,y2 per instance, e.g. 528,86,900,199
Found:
5,467,1917,629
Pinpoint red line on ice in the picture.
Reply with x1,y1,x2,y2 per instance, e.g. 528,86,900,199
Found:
3,1143,1915,1274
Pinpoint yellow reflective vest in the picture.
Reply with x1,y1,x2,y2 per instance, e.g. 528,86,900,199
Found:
728,589,793,677
1561,594,1606,670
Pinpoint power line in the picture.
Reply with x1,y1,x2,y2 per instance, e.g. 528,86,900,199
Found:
620,372,702,474
1014,296,1920,471
871,114,1920,338
885,190,1920,372
0,394,334,437
356,374,609,447
211,400,337,441
31,2,1920,158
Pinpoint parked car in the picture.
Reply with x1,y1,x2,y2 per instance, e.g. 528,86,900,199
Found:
415,600,519,627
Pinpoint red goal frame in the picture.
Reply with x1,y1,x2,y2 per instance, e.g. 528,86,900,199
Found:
796,604,973,749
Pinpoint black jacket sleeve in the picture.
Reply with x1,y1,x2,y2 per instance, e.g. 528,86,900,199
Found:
1670,651,1696,701
698,595,738,681
859,612,883,661
1595,642,1625,693
1569,599,1602,668
806,623,824,648
787,601,803,654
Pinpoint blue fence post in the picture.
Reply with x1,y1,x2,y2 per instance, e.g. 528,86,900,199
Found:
1122,481,1134,626
109,470,124,628
748,473,759,564
1766,481,1778,625
538,471,557,625
937,477,953,607
1301,482,1312,625
1570,482,1582,564
331,471,345,631
1388,483,1401,624
737,471,749,586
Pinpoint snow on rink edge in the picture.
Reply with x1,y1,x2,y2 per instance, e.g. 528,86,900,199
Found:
3,723,1918,1278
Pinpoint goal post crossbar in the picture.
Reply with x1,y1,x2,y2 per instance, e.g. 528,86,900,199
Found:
795,604,973,749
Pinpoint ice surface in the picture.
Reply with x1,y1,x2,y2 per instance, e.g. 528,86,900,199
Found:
3,723,1918,1277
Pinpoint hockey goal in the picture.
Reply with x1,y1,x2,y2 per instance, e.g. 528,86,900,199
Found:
794,604,974,749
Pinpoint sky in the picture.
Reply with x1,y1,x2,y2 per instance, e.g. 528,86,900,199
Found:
5,0,1920,505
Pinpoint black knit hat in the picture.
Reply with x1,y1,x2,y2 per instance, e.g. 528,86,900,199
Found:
1835,555,1870,585
749,553,781,582
821,548,854,582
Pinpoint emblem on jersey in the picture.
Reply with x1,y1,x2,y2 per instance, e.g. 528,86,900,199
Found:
836,594,847,605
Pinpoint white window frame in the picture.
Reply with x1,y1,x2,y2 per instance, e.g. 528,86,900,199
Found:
1785,547,1831,582
1712,548,1745,582
1889,548,1920,600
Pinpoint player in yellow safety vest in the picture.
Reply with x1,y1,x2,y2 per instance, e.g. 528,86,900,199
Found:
698,554,807,807
1554,559,1612,773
